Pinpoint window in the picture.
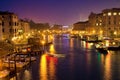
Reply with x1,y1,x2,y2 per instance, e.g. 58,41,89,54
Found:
100,20,102,22
119,12,120,15
96,23,98,26
2,28,4,33
2,21,4,26
108,21,111,25
9,22,12,26
108,27,111,30
9,29,12,33
103,14,106,16
113,12,117,15
114,21,116,25
108,12,112,16
2,16,4,18
9,15,12,18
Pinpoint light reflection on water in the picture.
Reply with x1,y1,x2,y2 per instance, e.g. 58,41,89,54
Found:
8,37,120,80
40,53,57,80
104,53,111,80
40,55,48,80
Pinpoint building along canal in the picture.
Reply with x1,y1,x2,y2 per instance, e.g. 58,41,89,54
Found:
7,35,120,80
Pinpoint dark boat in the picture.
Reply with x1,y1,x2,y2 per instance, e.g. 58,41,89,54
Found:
96,48,108,54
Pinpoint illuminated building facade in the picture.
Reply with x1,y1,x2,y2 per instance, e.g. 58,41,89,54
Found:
102,8,120,37
88,8,120,37
19,20,30,35
0,11,19,40
73,8,120,38
0,16,2,40
0,11,30,40
72,21,88,35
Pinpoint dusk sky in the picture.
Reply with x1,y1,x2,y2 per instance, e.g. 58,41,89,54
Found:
0,0,120,25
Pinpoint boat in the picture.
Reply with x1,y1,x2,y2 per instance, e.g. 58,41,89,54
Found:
0,59,10,78
106,40,120,50
3,59,28,68
95,42,108,54
0,69,10,78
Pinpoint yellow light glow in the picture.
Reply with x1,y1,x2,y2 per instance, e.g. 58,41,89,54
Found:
105,40,109,47
114,31,117,35
113,12,117,15
41,40,45,45
0,59,3,70
103,14,106,16
49,44,55,53
100,30,103,34
119,12,120,15
104,54,111,80
92,30,95,34
48,57,56,79
40,55,48,80
96,23,98,26
108,12,111,16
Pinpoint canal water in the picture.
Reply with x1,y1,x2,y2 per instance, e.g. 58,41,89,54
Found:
9,36,120,80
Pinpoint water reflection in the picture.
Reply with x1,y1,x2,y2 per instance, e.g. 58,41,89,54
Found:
81,41,94,49
69,38,74,71
104,53,111,80
40,55,48,80
49,44,56,54
8,37,120,80
99,53,112,80
40,54,57,80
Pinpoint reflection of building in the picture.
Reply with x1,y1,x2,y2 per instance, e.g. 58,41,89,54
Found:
0,11,19,40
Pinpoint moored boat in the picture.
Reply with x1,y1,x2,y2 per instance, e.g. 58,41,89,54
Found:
0,69,10,78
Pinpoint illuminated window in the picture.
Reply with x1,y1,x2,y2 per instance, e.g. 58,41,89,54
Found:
119,12,120,15
103,14,106,16
108,12,111,16
100,20,102,22
96,23,98,26
100,23,102,26
113,12,117,15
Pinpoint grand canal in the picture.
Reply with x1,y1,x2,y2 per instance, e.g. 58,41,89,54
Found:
9,36,120,80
